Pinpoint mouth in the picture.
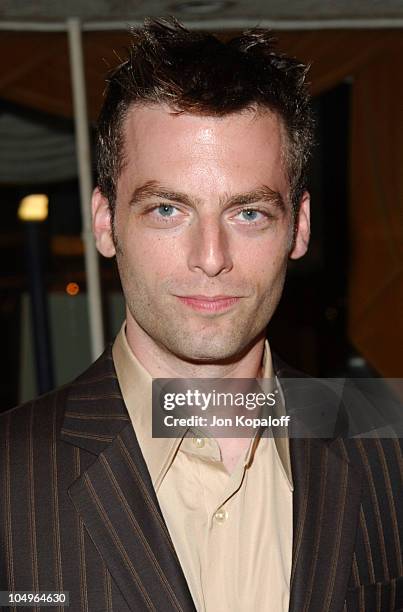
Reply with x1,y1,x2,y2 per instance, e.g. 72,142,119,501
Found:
176,295,241,313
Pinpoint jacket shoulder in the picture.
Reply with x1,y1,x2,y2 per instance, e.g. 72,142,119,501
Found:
0,344,115,437
0,383,70,431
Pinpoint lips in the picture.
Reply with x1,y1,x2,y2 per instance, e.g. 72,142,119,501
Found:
176,295,241,312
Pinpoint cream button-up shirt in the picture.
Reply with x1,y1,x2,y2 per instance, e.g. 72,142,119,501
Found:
112,323,293,612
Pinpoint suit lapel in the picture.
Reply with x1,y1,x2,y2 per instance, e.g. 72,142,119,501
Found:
60,346,196,612
274,356,363,612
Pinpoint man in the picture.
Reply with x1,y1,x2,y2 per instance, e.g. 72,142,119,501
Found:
1,17,402,612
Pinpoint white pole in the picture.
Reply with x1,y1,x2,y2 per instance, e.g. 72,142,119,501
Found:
67,17,105,360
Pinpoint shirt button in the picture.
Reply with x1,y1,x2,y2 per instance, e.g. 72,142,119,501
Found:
192,437,205,449
214,507,228,523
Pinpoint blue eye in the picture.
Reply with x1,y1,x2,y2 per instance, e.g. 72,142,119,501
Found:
241,209,259,221
157,204,176,217
237,209,265,222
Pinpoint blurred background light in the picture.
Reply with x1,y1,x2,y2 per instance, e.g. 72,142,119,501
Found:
66,281,80,296
18,194,49,222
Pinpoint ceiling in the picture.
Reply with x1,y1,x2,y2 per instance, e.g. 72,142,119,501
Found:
1,0,403,28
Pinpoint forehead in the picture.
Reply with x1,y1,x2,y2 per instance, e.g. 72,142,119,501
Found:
122,102,285,150
119,103,289,196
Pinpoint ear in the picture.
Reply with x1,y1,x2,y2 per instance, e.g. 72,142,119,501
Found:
289,190,310,260
92,187,116,258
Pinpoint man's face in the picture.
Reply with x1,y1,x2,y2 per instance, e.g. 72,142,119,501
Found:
93,104,310,363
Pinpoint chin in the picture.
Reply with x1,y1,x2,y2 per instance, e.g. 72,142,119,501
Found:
163,333,253,365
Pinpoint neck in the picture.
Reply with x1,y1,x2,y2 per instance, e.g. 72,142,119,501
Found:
125,315,265,379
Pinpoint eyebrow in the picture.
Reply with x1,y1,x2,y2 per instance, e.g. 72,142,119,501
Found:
128,180,286,212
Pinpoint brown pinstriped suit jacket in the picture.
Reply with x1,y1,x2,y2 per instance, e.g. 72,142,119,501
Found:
0,344,402,612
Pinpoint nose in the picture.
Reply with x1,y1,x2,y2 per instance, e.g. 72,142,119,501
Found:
187,215,233,277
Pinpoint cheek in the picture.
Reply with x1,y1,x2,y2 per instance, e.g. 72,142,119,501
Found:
119,231,183,286
250,251,289,303
237,235,289,275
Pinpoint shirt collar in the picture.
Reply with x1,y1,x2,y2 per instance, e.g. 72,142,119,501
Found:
112,321,293,490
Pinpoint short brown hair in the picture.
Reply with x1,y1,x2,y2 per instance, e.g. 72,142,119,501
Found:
96,17,314,219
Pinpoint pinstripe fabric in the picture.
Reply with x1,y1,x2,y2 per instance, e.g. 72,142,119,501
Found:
0,345,402,611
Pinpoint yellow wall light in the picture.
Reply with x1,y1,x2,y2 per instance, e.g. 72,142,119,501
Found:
18,194,49,222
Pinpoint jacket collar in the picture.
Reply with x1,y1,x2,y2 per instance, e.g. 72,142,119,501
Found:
60,343,130,455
